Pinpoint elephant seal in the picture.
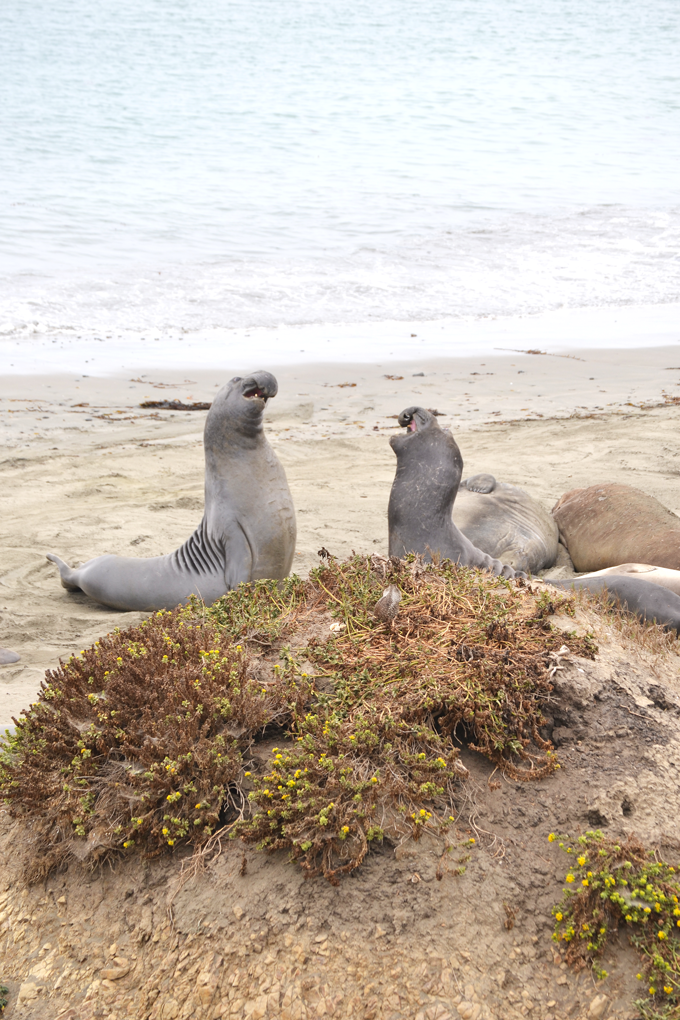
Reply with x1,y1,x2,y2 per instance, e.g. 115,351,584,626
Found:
578,563,680,598
0,649,20,665
547,575,680,634
47,371,296,611
388,407,522,578
455,473,559,573
552,483,680,572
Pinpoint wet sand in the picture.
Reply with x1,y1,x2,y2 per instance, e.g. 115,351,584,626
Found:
2,346,680,730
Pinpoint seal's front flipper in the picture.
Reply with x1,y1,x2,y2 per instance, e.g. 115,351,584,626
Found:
46,553,83,592
222,525,254,592
462,473,497,494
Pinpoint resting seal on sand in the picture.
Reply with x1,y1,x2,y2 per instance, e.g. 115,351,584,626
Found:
388,407,521,578
552,483,680,572
548,575,680,634
578,563,680,598
0,649,20,665
455,473,559,574
47,371,296,611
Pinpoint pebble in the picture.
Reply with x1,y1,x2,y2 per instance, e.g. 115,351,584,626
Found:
588,993,609,1019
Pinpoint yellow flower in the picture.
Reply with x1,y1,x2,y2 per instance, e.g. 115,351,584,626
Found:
664,986,673,995
244,771,251,777
371,777,378,783
649,987,656,995
637,974,643,980
555,912,563,921
162,827,169,835
168,839,175,846
448,816,455,822
577,856,586,866
548,833,555,842
658,932,667,940
566,874,575,883
123,841,130,848
582,879,589,887
587,871,593,878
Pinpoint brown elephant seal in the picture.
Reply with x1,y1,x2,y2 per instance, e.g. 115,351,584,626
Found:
578,563,680,597
47,371,296,611
552,483,680,572
547,575,680,634
388,407,522,578
0,649,20,665
455,473,559,573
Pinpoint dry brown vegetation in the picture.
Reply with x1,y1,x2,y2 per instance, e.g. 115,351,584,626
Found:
1,556,597,884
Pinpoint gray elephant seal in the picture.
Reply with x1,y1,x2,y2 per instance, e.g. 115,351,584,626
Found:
547,575,680,634
0,649,20,665
578,563,680,598
47,371,296,611
455,473,559,573
388,407,521,578
552,483,680,572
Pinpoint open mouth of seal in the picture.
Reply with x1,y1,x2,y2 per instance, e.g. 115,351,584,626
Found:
244,385,269,402
399,413,417,432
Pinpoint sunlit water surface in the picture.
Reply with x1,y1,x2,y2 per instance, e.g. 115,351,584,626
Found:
1,0,679,354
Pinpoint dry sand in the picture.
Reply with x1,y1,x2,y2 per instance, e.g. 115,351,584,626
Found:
2,345,680,731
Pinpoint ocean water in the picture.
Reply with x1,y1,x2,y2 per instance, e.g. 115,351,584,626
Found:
1,0,679,356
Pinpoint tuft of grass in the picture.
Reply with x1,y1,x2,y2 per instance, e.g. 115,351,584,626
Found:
0,607,309,880
0,983,7,1013
550,830,680,1019
1,555,597,882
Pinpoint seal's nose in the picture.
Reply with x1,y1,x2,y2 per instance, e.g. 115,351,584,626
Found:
242,371,278,401
397,406,418,429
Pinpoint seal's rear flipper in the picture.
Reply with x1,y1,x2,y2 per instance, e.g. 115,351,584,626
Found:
46,553,83,592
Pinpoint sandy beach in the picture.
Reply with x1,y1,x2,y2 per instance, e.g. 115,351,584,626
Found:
2,341,680,731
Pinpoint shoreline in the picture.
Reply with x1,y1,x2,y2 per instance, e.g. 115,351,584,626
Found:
2,301,679,376
2,344,680,731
